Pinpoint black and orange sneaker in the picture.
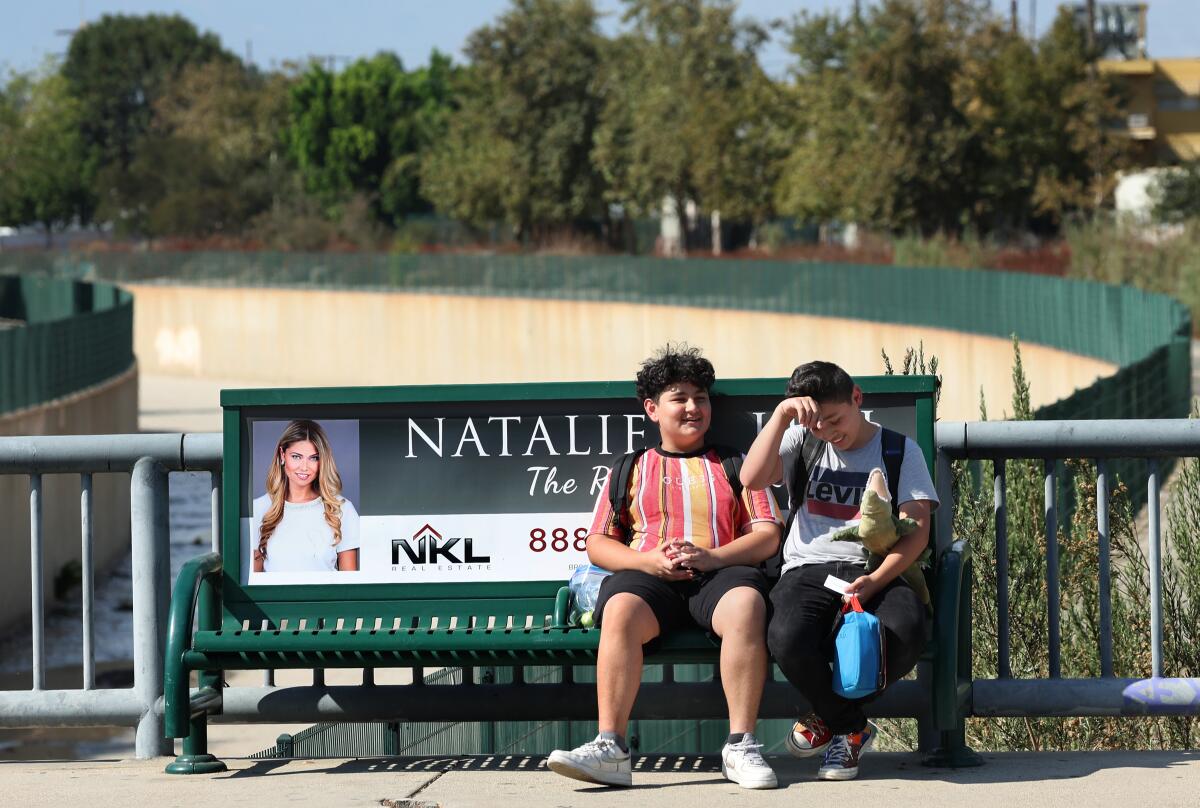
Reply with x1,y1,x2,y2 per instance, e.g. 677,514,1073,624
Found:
816,722,876,781
783,714,833,758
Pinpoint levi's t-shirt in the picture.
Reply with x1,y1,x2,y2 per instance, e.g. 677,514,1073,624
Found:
778,423,938,573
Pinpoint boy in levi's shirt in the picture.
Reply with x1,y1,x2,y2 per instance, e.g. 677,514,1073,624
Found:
741,360,937,783
547,345,783,790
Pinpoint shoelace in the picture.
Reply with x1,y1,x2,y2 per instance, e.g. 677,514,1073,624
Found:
579,738,619,757
823,734,852,766
805,716,830,739
728,737,768,766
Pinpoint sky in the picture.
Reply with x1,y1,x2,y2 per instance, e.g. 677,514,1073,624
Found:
2,0,1197,78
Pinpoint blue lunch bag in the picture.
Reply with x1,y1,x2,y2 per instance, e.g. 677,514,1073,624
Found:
832,595,885,699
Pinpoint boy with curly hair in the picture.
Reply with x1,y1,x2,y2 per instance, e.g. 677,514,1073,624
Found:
548,344,783,789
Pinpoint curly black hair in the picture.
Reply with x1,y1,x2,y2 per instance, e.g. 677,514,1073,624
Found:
635,343,716,402
785,360,855,402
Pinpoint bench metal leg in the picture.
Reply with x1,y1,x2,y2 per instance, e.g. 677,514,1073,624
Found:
921,566,979,768
165,711,227,774
923,720,983,768
165,670,227,775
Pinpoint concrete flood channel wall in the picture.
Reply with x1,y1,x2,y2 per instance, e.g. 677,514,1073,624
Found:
0,275,138,639
89,249,1188,422
129,283,1114,420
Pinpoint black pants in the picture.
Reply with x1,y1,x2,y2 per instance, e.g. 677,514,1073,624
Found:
767,561,928,734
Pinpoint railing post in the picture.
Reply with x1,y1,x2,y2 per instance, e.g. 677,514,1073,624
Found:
131,457,173,757
210,470,221,553
1147,459,1163,679
1045,460,1060,679
995,461,1010,679
1096,461,1113,678
81,473,95,690
29,474,44,691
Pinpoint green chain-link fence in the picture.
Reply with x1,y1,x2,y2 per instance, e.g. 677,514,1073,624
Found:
4,250,1187,420
0,272,134,415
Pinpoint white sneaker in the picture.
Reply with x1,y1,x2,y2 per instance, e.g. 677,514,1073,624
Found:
547,736,632,787
721,735,778,789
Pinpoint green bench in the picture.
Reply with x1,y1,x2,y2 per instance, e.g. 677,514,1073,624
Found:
163,376,974,773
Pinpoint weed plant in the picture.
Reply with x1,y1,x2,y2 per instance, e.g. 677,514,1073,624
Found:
878,341,1200,751
1067,218,1200,335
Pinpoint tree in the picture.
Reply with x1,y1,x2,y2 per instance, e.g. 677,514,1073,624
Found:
772,10,878,228
286,51,457,226
774,1,1129,237
1153,161,1200,224
421,0,606,240
102,59,292,238
1030,8,1130,220
0,68,90,243
594,0,783,250
776,1,981,236
62,13,234,219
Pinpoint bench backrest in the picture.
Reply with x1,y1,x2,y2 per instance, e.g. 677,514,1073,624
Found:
219,376,938,631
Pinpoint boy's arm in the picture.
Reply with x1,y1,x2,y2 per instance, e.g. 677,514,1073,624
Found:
741,396,821,489
673,520,780,572
843,499,932,602
706,520,781,567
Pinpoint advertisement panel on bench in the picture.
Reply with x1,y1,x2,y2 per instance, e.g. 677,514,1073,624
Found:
238,391,919,586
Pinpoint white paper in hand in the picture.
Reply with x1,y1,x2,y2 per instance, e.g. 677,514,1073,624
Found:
823,575,852,595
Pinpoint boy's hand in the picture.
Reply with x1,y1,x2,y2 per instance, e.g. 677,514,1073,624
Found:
674,543,722,573
843,574,882,605
642,541,694,580
777,396,820,429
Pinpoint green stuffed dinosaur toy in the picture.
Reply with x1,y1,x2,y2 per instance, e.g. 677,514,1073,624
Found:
830,468,931,606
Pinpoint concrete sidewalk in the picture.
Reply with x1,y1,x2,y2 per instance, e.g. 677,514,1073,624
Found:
4,750,1200,808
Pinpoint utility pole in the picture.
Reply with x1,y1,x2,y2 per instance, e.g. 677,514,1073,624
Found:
1011,0,1018,34
1029,0,1037,42
1086,0,1098,77
1086,0,1097,52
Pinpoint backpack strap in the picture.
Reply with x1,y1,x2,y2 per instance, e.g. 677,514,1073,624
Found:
784,430,827,537
607,447,648,542
761,430,825,581
880,427,906,518
708,444,745,503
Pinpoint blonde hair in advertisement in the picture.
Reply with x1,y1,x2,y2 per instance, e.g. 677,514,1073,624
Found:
258,419,344,560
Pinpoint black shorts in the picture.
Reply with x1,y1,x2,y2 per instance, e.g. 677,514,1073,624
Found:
593,565,770,637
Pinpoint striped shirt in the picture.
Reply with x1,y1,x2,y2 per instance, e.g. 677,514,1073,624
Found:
589,447,782,552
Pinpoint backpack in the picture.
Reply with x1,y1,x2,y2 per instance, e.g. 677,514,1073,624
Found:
606,445,744,542
764,426,906,579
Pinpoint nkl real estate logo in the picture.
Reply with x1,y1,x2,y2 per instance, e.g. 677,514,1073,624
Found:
392,523,491,565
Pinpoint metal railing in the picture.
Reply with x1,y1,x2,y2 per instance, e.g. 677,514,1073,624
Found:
0,433,221,757
3,421,1200,761
937,419,1200,717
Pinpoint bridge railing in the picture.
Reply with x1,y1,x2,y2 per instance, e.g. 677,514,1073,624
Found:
2,422,1199,760
0,434,221,756
937,419,1200,718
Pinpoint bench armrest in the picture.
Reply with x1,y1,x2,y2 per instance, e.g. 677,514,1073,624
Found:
163,552,223,738
931,539,971,731
553,586,572,628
